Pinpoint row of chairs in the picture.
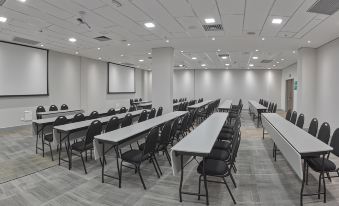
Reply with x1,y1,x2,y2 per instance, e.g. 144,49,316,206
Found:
130,98,143,106
259,99,277,113
196,99,221,123
173,98,187,103
36,104,69,119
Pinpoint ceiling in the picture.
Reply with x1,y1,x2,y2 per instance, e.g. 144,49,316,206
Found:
0,0,339,70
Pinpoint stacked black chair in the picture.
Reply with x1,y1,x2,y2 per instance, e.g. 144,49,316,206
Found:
285,109,292,121
49,105,58,111
60,104,68,110
128,105,136,112
107,108,116,116
308,118,319,137
130,99,134,106
119,107,127,114
177,113,189,140
296,114,305,129
156,107,163,117
72,113,85,123
139,98,142,102
36,106,46,119
87,111,99,120
70,120,102,174
273,103,277,113
105,117,119,133
290,111,298,124
120,127,161,190
148,108,156,119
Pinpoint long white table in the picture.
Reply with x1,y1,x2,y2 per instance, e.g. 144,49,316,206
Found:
248,100,267,127
218,100,232,112
137,102,152,109
36,109,84,119
187,100,213,110
171,112,228,204
53,109,149,170
262,113,332,205
94,111,187,187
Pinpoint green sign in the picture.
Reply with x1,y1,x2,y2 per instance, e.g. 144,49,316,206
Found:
294,81,298,90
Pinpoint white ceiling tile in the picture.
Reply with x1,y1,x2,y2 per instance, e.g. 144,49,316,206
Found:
278,31,296,38
217,0,245,15
71,0,106,10
221,14,243,36
244,0,275,32
28,0,73,20
189,0,221,24
176,17,205,37
270,0,304,16
44,0,87,15
261,16,289,37
158,0,195,17
294,19,322,38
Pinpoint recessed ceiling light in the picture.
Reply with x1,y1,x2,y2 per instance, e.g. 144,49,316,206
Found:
261,37,265,41
221,56,227,59
192,57,197,60
0,17,7,23
120,54,124,57
211,37,215,41
98,57,102,60
180,50,184,53
148,52,151,55
97,47,101,50
40,44,44,47
75,51,79,54
204,18,215,24
307,40,311,44
179,64,183,67
281,58,284,61
18,0,26,2
272,18,283,24
69,37,77,42
255,49,259,52
127,43,131,46
225,63,230,66
144,22,155,28
165,39,169,43
276,61,280,64
293,50,296,54
252,56,258,60
249,64,254,67
273,64,276,67
139,59,144,62
217,49,221,52
201,64,206,67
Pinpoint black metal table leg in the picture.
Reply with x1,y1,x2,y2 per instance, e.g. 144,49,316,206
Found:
179,154,183,202
263,127,265,139
300,158,306,206
202,158,209,205
59,132,62,165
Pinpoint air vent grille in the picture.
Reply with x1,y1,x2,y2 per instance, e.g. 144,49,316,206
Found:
12,37,40,45
307,0,339,15
260,60,273,63
202,24,224,31
218,54,229,58
94,36,111,41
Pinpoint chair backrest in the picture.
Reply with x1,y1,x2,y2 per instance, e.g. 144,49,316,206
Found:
330,128,339,157
130,99,134,106
273,104,277,113
158,120,173,147
142,127,160,157
60,104,68,110
285,109,292,121
88,111,99,120
228,129,241,166
72,113,85,123
296,114,304,129
134,98,138,102
308,118,318,137
121,113,132,128
268,103,272,112
107,108,116,116
106,116,119,132
318,122,331,144
84,120,102,146
49,105,58,111
138,110,148,123
128,105,136,112
180,113,190,132
156,107,163,117
148,108,156,119
119,107,127,114
53,116,68,126
36,106,46,119
139,98,142,102
170,117,180,142
290,111,298,124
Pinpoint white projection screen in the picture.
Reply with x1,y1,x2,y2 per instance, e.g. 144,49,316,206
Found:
0,42,48,96
108,63,135,93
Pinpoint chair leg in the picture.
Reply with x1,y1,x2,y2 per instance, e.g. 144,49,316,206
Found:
151,158,161,178
203,175,209,205
42,135,45,157
306,163,309,185
85,150,88,162
229,172,237,188
164,150,172,166
153,155,162,176
80,152,87,174
198,175,202,200
318,173,322,199
49,142,54,161
35,134,39,154
223,177,236,204
137,166,146,190
326,172,332,182
323,172,327,203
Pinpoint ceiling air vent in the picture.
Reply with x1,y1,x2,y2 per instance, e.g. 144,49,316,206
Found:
202,24,224,32
218,54,229,58
307,0,339,15
260,59,273,64
12,37,40,45
94,36,111,41
247,31,256,35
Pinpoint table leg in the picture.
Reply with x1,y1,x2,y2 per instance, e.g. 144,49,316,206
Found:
262,127,265,139
36,124,39,154
257,112,260,127
58,132,62,165
179,154,183,202
115,146,121,188
102,142,105,183
203,158,209,205
66,134,71,170
300,158,307,206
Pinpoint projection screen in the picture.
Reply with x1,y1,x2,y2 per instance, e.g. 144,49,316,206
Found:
108,63,135,93
0,42,48,97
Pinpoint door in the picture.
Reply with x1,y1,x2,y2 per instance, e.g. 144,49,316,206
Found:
286,79,294,111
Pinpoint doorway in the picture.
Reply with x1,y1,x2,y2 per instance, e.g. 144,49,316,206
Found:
285,79,294,111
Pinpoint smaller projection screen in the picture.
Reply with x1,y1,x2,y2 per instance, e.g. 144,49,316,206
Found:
0,42,48,97
107,63,135,93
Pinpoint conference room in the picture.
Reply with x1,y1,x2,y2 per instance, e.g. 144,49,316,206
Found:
1,0,339,205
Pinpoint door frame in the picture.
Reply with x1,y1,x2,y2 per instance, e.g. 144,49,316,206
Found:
285,78,294,111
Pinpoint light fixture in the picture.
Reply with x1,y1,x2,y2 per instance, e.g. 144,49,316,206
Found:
211,37,215,41
249,64,254,67
144,22,155,28
18,0,26,2
127,43,131,46
255,49,259,52
98,57,102,60
272,18,283,24
225,63,230,66
180,50,184,53
204,18,215,24
192,57,197,60
281,58,284,61
201,64,206,67
307,40,311,44
217,49,221,52
120,54,124,57
75,51,79,54
97,47,101,50
148,52,151,55
221,56,227,59
293,50,296,54
273,64,276,67
179,64,183,67
139,59,144,62
165,39,169,43
276,61,280,64
40,44,44,47
252,56,258,60
0,17,7,23
69,37,77,42
261,37,265,41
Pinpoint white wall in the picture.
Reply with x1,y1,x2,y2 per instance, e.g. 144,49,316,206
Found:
281,64,298,111
173,69,195,99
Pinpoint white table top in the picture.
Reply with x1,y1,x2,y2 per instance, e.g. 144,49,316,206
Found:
248,100,267,110
218,100,232,110
138,103,152,107
187,100,213,109
263,113,332,154
36,109,84,116
171,112,228,156
95,111,187,144
54,110,149,132
173,101,187,107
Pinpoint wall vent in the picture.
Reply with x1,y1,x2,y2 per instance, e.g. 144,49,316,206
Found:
260,59,273,63
12,37,40,45
202,24,224,32
94,36,111,41
307,0,339,15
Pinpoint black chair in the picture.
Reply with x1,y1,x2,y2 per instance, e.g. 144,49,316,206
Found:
49,105,58,111
156,107,163,117
134,98,139,102
36,106,46,119
273,103,277,113
177,113,189,139
60,104,68,110
148,108,156,119
139,98,142,102
318,122,331,144
87,111,99,120
121,113,133,128
138,110,148,123
120,127,161,189
170,117,180,145
308,118,319,137
129,105,136,112
43,116,68,161
106,116,119,132
72,113,85,123
70,120,102,174
107,108,116,116
285,109,292,121
296,114,304,129
290,111,297,124
130,99,134,106
119,107,127,114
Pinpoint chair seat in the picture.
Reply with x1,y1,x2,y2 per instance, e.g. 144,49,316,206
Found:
307,158,336,172
213,141,231,150
208,148,230,160
121,150,148,163
218,132,233,141
221,127,233,134
197,159,227,176
71,141,93,152
44,134,53,142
